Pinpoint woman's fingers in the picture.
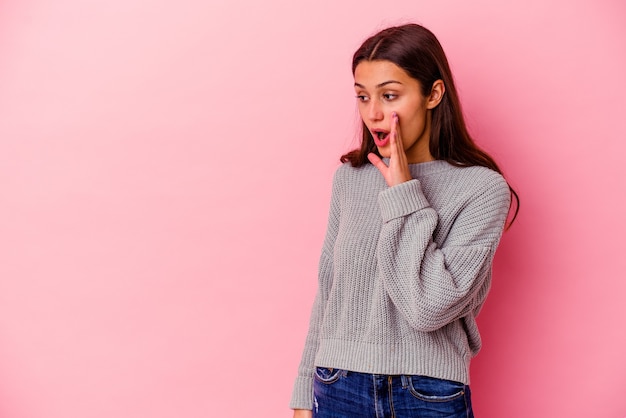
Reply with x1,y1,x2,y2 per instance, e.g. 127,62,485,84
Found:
369,152,397,186
387,112,411,186
391,112,407,165
368,152,388,174
369,112,412,187
389,112,399,159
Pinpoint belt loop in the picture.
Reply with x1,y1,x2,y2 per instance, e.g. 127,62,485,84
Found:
400,375,409,389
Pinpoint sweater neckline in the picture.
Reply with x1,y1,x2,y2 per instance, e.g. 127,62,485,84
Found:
380,159,453,176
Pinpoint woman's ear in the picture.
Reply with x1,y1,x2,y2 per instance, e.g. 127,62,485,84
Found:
426,80,445,109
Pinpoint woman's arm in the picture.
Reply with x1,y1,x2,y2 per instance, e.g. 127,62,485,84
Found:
376,175,510,331
289,168,343,410
369,112,510,331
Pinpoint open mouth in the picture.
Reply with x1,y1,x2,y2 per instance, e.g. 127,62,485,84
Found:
372,129,390,146
375,131,388,140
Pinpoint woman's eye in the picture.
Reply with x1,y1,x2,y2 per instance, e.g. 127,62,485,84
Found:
383,93,397,101
356,95,369,102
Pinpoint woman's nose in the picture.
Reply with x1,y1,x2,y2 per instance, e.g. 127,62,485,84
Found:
367,100,384,122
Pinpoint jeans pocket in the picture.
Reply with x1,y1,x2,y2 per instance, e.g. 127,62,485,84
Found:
314,367,344,385
407,375,466,402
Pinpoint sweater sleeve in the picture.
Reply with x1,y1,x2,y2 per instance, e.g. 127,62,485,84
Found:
376,173,510,332
290,168,342,410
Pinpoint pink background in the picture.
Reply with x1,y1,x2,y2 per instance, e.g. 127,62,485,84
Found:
1,0,625,417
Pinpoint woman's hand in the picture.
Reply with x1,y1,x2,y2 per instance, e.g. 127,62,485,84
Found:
293,409,313,418
367,112,412,187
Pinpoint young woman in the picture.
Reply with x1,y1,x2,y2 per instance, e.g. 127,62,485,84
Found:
290,23,518,418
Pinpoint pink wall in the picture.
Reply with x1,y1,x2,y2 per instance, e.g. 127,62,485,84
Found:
1,0,625,417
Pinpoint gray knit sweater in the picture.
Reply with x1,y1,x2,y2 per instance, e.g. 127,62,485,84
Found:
290,159,511,410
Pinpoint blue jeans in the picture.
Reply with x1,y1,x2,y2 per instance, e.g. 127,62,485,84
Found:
313,368,474,418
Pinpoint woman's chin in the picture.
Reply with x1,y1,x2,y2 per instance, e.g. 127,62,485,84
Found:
376,147,391,158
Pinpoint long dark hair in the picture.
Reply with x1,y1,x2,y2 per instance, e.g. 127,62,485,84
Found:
341,23,519,227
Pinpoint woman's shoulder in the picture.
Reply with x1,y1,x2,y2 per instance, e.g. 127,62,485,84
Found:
332,161,379,182
453,164,507,185
422,163,511,207
409,160,506,188
454,166,511,211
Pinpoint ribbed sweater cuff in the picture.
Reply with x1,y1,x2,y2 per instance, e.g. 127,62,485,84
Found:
378,179,429,222
289,376,313,410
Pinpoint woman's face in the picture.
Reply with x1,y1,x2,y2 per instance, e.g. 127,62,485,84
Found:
354,60,441,163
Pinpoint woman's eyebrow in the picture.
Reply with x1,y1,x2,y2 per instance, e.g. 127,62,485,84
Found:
354,80,403,89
